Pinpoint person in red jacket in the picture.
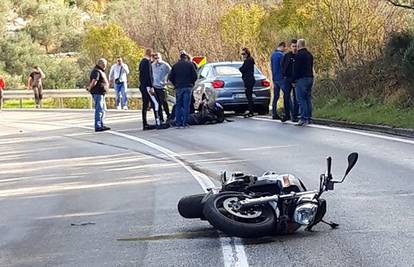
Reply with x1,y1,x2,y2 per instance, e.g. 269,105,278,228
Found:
0,75,5,110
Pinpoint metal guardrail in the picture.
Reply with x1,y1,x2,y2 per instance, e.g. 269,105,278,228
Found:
2,88,143,108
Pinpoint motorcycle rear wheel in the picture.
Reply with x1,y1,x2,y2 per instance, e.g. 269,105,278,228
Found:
203,192,276,238
178,193,207,219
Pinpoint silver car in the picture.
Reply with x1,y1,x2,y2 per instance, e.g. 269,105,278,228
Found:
192,62,271,114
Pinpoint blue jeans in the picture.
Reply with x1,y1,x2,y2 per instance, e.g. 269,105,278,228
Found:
295,77,314,122
272,80,283,117
115,82,127,108
93,94,105,129
175,87,192,126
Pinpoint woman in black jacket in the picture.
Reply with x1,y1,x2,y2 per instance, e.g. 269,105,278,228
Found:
239,48,256,117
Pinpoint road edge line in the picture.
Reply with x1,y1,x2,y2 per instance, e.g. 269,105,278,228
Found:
252,117,414,145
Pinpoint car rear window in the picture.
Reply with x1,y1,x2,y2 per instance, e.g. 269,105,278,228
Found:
214,65,261,76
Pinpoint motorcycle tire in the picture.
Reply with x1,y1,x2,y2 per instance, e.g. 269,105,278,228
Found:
203,192,276,238
177,193,207,219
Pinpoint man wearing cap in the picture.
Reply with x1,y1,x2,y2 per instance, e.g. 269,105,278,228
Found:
168,50,198,128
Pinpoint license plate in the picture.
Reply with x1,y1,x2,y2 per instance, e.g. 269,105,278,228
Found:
234,93,256,99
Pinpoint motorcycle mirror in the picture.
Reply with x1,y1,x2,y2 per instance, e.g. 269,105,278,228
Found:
337,152,358,183
345,152,358,177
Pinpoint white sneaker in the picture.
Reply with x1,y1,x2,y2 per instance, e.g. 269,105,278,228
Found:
123,106,128,110
116,106,121,110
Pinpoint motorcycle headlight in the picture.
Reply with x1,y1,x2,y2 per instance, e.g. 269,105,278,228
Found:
293,202,318,225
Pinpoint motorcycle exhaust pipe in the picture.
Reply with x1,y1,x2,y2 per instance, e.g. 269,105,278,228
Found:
239,195,279,207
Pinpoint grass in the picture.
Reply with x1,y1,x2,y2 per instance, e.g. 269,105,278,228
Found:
313,97,414,129
3,98,57,108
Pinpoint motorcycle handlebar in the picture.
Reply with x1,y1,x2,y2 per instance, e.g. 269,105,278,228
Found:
239,190,318,207
327,157,332,178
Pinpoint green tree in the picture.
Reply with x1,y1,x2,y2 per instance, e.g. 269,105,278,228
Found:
0,1,10,34
28,1,84,53
0,33,45,76
219,3,266,58
82,23,144,86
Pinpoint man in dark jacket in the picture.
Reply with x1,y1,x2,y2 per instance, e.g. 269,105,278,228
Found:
270,42,286,120
87,58,110,132
293,39,314,126
168,50,198,128
281,39,299,122
139,48,160,130
239,47,256,117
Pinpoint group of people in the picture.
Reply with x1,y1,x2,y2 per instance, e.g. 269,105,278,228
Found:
138,48,198,130
87,48,198,132
270,38,314,126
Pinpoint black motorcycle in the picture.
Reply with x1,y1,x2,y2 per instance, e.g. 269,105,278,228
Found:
178,153,358,238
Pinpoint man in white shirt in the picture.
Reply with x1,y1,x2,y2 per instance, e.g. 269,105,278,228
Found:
109,57,130,110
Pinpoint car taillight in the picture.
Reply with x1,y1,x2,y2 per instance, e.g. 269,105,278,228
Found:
261,80,271,87
211,80,225,89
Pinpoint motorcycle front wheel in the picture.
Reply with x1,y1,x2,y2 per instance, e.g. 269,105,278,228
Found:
203,192,276,238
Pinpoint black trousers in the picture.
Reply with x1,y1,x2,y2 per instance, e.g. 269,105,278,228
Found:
154,87,170,121
139,87,157,126
245,84,254,113
282,79,299,119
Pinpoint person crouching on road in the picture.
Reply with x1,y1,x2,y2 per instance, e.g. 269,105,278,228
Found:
271,42,286,120
152,52,172,123
281,39,300,122
87,58,111,132
109,57,130,110
293,39,314,126
0,75,5,110
168,50,198,128
239,48,256,117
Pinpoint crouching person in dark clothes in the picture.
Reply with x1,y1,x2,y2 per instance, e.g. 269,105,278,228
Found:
87,58,111,132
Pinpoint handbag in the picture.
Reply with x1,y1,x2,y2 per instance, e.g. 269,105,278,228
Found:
115,65,124,84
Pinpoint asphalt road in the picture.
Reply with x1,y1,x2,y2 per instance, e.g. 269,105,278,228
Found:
0,110,413,267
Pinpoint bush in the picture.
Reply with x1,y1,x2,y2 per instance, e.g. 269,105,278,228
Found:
402,42,414,97
384,30,414,60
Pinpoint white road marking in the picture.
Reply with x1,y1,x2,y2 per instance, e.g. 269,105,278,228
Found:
104,130,249,267
2,117,250,267
239,145,295,151
252,117,414,145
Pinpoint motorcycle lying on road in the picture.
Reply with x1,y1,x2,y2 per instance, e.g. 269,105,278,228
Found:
178,153,358,238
